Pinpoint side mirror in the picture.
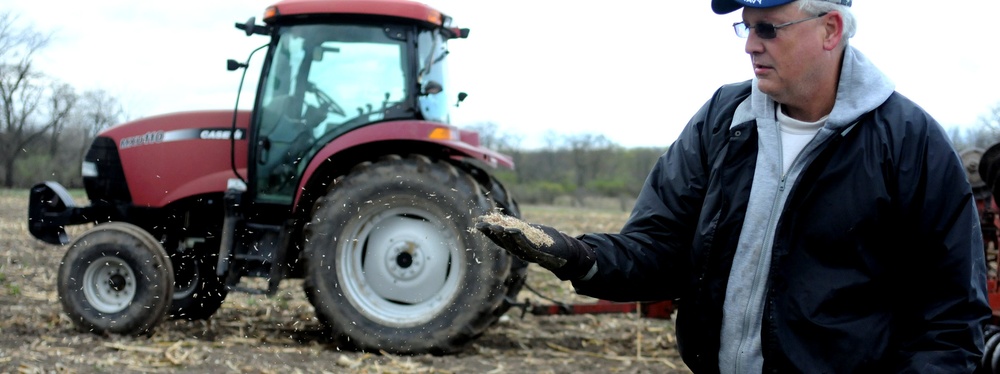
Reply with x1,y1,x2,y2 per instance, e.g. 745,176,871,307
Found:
447,27,470,39
239,17,257,36
234,17,270,36
455,92,468,107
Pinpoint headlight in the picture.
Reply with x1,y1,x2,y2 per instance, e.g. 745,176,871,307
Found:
81,161,98,177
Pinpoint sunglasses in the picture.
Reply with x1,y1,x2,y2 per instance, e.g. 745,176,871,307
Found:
733,12,828,39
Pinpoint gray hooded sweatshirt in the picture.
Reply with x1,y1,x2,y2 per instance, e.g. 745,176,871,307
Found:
717,45,896,373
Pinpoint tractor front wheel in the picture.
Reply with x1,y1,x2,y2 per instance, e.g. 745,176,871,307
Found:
168,245,227,320
302,155,514,354
58,222,174,335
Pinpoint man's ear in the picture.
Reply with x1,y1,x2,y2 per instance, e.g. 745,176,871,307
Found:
823,12,845,51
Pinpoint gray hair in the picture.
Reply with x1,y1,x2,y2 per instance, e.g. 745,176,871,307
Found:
797,0,856,46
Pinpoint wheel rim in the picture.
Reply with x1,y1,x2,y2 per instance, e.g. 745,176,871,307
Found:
82,256,137,314
338,207,464,327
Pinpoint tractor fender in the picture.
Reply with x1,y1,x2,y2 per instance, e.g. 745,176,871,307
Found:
294,120,514,210
28,182,79,245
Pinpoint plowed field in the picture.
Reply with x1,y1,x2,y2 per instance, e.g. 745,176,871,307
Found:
0,190,690,373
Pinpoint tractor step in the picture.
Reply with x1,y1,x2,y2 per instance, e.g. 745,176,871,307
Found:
220,221,291,296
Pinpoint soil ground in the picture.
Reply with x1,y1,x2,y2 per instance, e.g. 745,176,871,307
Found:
0,190,691,373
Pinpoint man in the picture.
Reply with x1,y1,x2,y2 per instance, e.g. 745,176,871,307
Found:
476,0,992,372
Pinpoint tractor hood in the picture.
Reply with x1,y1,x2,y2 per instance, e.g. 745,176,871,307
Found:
93,110,251,207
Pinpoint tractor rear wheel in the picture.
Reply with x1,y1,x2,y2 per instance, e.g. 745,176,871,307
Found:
57,222,174,335
302,155,515,354
482,173,529,317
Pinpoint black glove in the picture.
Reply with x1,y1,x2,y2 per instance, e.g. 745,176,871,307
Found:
475,221,597,281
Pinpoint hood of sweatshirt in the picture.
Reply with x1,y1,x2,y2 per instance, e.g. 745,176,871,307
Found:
733,45,896,130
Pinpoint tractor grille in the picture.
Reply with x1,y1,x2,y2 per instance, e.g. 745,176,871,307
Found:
83,136,131,204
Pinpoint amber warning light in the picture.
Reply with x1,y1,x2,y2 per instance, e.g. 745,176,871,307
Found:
428,127,457,141
263,6,279,22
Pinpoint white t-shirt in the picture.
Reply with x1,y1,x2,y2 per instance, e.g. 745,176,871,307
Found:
777,106,827,175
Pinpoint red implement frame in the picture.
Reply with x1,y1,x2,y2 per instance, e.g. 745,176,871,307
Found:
525,300,675,319
977,192,1000,322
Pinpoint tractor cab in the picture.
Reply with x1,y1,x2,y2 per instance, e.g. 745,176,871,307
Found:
238,1,468,205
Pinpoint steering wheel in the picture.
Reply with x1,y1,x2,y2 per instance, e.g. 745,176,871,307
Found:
306,82,346,117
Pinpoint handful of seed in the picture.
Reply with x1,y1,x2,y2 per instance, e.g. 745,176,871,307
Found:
475,212,555,247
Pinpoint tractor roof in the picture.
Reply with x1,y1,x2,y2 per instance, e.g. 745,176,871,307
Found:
264,0,453,27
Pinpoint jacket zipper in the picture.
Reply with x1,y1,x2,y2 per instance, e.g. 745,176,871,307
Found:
734,172,786,373
735,120,856,372
733,121,802,372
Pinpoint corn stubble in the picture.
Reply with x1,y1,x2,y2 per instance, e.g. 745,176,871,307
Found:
475,212,555,247
1,192,687,372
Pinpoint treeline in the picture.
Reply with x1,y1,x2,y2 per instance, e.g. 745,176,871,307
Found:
1,11,666,202
1,87,124,189
1,11,124,189
5,121,667,204
465,122,666,208
950,102,1000,152
496,145,665,208
0,9,664,201
9,7,1000,205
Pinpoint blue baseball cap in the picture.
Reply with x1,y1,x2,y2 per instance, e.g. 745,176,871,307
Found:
712,0,852,15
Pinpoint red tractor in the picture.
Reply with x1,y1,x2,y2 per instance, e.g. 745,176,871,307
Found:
27,0,525,355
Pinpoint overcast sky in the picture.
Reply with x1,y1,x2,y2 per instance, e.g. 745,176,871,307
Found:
5,0,999,148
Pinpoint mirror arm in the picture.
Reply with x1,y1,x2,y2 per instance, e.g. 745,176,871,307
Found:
234,17,271,37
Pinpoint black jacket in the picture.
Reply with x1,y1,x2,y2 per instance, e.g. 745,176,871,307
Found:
574,80,991,373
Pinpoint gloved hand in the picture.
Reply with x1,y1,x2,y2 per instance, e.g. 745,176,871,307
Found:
475,220,597,281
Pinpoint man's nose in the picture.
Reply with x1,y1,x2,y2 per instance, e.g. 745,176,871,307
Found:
745,33,765,55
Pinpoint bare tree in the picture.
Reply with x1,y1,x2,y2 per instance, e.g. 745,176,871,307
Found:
464,121,502,149
463,121,526,182
464,121,523,152
977,101,1000,149
0,11,52,187
566,133,615,187
952,101,1000,153
565,133,616,206
46,83,78,156
74,89,123,160
539,130,565,181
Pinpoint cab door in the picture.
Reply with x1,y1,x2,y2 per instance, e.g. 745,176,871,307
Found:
249,23,411,205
